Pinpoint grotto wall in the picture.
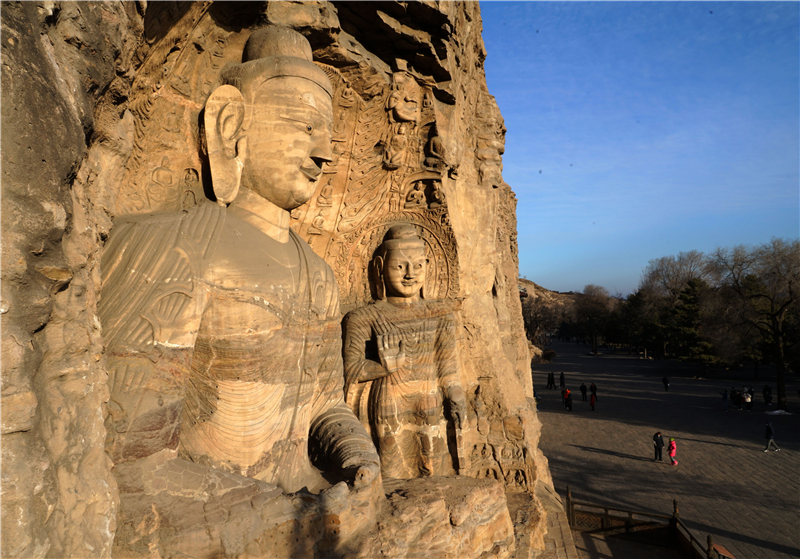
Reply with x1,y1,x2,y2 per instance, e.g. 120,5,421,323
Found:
1,2,552,557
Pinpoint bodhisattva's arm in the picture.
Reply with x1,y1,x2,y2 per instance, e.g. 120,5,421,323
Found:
435,312,467,430
342,307,386,396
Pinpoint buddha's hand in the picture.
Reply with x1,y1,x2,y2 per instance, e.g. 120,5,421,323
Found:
378,332,406,373
446,384,468,431
354,462,381,489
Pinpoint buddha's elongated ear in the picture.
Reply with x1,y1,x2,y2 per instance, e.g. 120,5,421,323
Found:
204,85,246,205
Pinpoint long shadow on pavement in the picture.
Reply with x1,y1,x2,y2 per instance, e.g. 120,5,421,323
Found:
569,445,654,463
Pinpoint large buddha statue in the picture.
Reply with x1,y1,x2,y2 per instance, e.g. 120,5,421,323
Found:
99,27,379,557
342,224,468,479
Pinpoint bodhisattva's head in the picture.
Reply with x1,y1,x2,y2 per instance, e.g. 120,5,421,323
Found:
204,26,333,208
374,224,427,302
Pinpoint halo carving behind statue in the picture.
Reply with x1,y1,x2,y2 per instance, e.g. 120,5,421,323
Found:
335,207,459,313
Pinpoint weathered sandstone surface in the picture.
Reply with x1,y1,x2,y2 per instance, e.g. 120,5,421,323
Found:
1,2,551,557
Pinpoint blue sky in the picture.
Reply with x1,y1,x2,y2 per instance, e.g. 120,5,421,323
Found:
480,1,799,295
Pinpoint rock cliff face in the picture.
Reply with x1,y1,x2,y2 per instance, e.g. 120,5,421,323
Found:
1,2,550,557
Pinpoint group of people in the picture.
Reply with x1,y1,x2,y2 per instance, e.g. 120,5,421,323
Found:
546,372,598,412
652,432,678,465
720,385,773,411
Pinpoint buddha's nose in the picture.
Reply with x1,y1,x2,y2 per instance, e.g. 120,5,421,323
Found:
309,133,333,167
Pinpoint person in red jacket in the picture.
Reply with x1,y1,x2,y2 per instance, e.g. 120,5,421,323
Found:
668,437,678,465
590,392,596,411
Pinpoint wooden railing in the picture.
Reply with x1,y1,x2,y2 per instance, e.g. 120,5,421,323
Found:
564,486,734,559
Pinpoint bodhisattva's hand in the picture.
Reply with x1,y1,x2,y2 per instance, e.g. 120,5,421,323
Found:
447,385,468,431
378,332,406,373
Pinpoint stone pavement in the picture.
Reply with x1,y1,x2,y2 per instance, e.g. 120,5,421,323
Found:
532,482,580,559
533,341,800,559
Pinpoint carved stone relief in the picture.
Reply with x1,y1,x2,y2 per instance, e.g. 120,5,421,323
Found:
99,26,383,558
3,2,548,558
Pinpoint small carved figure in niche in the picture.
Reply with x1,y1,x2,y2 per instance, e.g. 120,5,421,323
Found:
332,119,348,141
339,81,356,108
404,181,426,209
383,123,409,170
389,189,401,212
343,224,468,479
179,168,201,210
326,142,342,172
424,129,446,171
386,75,418,123
308,211,325,235
146,156,177,207
99,27,381,557
429,180,446,209
317,179,333,207
423,91,433,109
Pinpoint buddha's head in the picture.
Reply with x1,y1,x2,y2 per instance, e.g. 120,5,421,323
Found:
205,26,333,208
373,224,427,301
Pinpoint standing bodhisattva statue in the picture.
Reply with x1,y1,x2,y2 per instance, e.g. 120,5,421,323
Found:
99,27,379,557
343,224,468,479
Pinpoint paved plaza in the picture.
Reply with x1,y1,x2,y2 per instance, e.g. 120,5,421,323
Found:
533,341,800,559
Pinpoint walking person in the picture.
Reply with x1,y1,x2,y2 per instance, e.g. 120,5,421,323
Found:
561,387,567,408
764,422,780,452
653,432,664,461
565,389,573,412
743,389,752,411
719,389,728,412
662,376,670,392
559,371,565,388
580,383,587,401
589,392,596,411
590,382,597,399
667,437,678,465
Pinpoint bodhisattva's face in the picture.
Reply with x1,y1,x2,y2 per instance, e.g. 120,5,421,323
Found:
241,76,334,210
383,247,426,299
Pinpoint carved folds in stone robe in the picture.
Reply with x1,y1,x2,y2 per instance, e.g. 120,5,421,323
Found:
101,199,377,493
342,224,467,479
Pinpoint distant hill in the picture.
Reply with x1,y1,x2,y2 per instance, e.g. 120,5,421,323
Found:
518,278,581,317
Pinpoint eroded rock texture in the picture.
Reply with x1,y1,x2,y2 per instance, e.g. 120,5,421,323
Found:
1,2,551,558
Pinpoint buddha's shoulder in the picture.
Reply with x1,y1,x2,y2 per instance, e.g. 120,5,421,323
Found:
106,201,226,254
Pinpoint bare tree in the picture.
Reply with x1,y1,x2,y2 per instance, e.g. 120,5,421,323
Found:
522,296,560,348
640,250,709,303
709,238,800,409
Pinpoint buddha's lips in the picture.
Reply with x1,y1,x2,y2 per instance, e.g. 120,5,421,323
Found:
300,161,322,181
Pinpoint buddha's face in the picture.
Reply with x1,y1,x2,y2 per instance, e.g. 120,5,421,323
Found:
241,76,333,210
383,247,426,299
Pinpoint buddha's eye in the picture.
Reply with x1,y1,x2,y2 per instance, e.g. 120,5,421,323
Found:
279,115,315,135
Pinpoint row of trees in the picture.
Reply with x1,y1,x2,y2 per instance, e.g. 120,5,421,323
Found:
522,238,800,409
